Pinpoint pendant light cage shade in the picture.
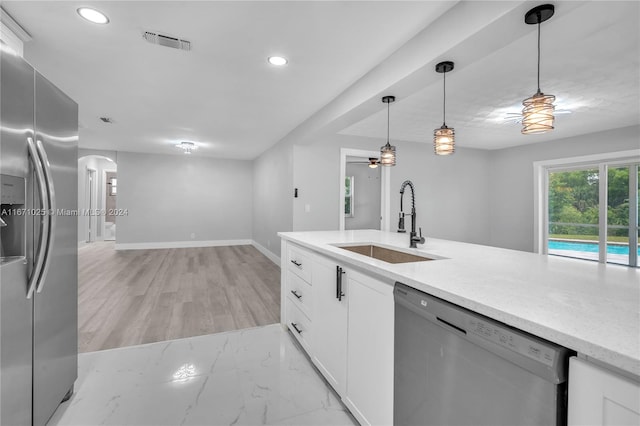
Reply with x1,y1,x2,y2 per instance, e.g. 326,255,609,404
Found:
380,95,396,166
522,91,555,134
380,142,396,166
433,125,455,155
522,4,556,135
434,61,455,156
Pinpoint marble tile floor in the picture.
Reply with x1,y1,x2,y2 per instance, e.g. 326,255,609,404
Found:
48,324,358,426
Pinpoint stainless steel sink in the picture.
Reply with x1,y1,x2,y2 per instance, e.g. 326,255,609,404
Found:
337,244,436,264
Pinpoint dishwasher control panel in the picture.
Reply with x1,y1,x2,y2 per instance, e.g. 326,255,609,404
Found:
468,317,556,367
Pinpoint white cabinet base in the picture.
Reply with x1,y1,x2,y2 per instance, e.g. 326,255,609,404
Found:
568,357,640,426
280,241,394,426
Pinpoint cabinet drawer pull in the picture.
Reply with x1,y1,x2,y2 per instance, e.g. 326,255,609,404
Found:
291,322,303,334
291,290,302,299
336,266,346,301
291,260,302,267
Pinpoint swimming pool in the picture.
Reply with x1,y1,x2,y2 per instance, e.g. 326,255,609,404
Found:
548,240,640,256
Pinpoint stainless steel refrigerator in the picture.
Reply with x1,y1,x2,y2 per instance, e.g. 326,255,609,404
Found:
1,47,78,425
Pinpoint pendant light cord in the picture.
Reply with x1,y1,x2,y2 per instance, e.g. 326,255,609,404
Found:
537,19,541,93
387,100,390,143
442,70,447,126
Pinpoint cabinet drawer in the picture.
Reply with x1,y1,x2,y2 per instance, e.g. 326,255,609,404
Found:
287,244,312,283
287,270,312,318
286,300,312,353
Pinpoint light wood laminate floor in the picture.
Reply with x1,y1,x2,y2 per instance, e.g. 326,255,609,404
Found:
78,242,281,353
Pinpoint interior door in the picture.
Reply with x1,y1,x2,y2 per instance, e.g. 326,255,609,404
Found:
32,71,78,426
104,171,117,240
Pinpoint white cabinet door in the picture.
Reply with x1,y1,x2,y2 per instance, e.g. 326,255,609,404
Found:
311,255,348,395
568,357,640,426
344,269,394,426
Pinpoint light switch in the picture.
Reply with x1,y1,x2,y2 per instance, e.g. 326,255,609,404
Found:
305,204,311,213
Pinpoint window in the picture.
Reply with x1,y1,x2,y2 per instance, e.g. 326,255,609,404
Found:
537,153,639,267
108,177,117,196
345,176,354,217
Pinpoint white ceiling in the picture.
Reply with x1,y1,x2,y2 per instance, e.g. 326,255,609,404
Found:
339,1,640,150
2,0,455,159
3,1,639,158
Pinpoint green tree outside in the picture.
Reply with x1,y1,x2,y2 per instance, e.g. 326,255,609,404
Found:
549,167,632,241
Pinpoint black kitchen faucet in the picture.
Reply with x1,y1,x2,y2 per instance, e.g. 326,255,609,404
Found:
398,180,425,248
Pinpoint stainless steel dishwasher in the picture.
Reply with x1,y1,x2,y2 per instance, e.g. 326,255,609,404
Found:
394,283,571,426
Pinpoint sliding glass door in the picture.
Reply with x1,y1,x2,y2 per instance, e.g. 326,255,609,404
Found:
546,162,639,267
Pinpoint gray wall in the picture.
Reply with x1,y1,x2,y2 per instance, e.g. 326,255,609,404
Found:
291,134,493,245
272,125,638,253
390,141,492,245
293,135,374,232
85,124,637,256
251,140,294,259
488,125,640,252
345,162,381,230
117,151,253,245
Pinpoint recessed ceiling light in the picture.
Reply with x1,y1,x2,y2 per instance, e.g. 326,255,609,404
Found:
268,56,288,66
77,7,109,24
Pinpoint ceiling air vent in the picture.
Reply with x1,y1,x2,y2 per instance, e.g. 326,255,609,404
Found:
142,31,191,51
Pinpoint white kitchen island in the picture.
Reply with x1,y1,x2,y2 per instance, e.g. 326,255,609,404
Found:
278,229,640,426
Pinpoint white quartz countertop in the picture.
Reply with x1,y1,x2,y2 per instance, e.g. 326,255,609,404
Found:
278,230,640,377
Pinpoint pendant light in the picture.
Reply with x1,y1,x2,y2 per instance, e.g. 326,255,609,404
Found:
380,96,396,166
521,4,555,135
434,61,455,156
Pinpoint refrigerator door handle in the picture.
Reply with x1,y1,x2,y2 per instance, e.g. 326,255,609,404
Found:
26,137,49,299
35,139,56,294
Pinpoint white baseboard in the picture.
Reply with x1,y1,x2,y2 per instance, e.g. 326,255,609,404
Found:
112,240,282,267
251,240,281,266
114,239,253,250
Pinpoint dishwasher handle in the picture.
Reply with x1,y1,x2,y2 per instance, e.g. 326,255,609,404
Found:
436,317,467,335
